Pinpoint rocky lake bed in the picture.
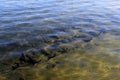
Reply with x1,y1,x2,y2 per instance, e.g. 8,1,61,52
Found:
0,0,120,80
0,29,120,80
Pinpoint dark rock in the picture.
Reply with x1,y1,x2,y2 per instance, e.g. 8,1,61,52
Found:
25,54,40,65
19,53,27,63
46,61,61,69
47,54,56,60
88,32,100,37
12,62,20,70
46,63,56,69
83,37,92,42
47,34,59,39
55,61,61,64
19,77,24,80
18,53,41,66
40,49,50,57
40,49,56,60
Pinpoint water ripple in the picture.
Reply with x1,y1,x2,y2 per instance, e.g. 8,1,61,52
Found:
0,0,120,57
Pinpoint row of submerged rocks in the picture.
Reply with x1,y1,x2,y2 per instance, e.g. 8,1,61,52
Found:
0,29,102,60
2,29,119,71
1,38,85,71
0,28,105,71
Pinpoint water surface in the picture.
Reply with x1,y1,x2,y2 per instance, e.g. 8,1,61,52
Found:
0,0,120,80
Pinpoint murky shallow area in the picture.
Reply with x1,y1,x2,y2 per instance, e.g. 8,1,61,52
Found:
0,0,120,80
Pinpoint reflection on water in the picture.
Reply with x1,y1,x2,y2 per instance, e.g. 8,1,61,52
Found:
0,0,120,80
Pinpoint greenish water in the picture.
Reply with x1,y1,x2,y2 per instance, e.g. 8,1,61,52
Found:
0,0,120,80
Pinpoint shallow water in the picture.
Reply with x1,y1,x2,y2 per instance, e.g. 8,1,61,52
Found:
0,0,120,80
0,0,120,57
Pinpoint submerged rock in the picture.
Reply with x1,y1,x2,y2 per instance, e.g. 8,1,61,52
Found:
12,62,20,70
83,37,92,42
19,77,24,80
40,49,57,60
46,63,56,69
11,52,42,70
